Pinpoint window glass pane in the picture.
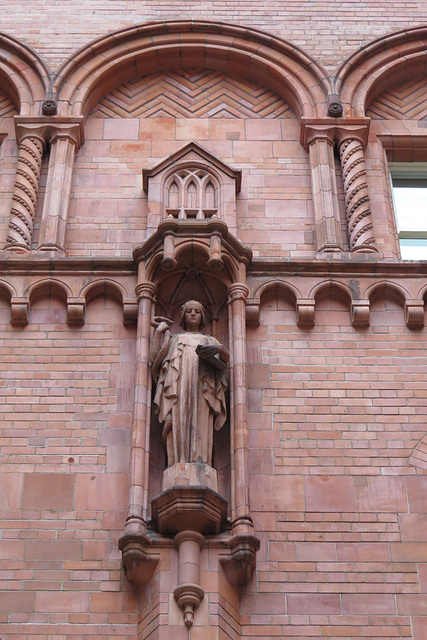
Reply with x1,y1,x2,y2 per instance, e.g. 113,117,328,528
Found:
393,187,427,232
399,239,427,260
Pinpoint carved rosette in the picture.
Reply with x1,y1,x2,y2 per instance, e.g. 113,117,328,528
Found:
339,138,377,253
5,135,45,252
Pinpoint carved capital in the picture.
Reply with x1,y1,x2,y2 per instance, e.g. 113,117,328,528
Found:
14,116,84,150
300,117,370,151
14,118,49,147
351,300,370,327
405,300,425,329
135,281,157,301
296,298,315,327
10,297,29,326
300,119,335,151
335,119,370,150
228,282,249,303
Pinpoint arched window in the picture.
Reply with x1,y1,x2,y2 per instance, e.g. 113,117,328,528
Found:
165,169,219,220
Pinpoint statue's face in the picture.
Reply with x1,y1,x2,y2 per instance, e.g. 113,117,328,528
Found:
184,303,203,331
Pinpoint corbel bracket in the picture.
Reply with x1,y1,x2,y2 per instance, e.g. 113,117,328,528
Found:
118,532,160,588
219,533,260,587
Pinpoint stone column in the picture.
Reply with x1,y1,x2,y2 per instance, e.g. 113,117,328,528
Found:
37,118,83,252
227,282,254,536
4,122,46,252
302,124,343,253
337,132,377,253
125,280,157,535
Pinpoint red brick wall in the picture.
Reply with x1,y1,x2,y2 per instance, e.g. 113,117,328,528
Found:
2,1,426,72
0,4,427,640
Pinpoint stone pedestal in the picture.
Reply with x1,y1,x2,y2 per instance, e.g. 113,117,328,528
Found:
162,461,219,492
151,462,227,535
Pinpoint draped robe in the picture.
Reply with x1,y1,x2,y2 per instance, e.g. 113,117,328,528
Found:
153,332,227,466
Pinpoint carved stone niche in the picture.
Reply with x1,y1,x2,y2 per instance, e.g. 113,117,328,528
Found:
143,141,241,237
121,221,259,628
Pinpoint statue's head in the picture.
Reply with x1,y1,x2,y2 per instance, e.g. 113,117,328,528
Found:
179,300,206,330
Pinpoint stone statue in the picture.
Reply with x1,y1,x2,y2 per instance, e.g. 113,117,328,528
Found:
150,300,229,467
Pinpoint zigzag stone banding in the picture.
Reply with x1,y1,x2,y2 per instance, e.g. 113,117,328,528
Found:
90,69,293,119
367,76,427,120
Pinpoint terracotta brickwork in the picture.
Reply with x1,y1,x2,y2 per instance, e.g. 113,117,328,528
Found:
367,75,427,120
0,5,427,640
91,69,293,119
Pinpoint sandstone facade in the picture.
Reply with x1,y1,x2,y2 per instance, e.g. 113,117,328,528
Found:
1,3,427,640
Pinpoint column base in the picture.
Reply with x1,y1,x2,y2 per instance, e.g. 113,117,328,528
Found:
36,242,65,253
3,242,31,253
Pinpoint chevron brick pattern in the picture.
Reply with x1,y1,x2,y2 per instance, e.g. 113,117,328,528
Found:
90,68,294,119
0,90,18,117
367,76,427,119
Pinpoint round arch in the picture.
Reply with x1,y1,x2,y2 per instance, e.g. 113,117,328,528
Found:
25,278,72,304
363,280,409,306
309,280,354,307
53,20,330,121
79,278,128,304
335,26,427,117
253,279,301,305
0,31,50,115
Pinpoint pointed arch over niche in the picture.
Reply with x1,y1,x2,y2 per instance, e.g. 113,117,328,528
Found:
53,20,330,121
0,31,50,116
143,141,241,236
335,26,427,117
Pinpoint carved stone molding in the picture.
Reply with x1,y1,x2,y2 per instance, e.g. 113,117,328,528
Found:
66,297,86,326
14,116,84,150
351,299,370,327
134,218,252,280
10,297,29,326
118,532,160,587
151,486,228,535
300,118,370,150
405,299,425,329
296,298,315,327
246,298,261,326
219,533,261,587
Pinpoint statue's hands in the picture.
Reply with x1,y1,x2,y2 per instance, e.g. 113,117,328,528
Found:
151,316,174,334
196,344,220,358
196,343,229,370
156,321,170,334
